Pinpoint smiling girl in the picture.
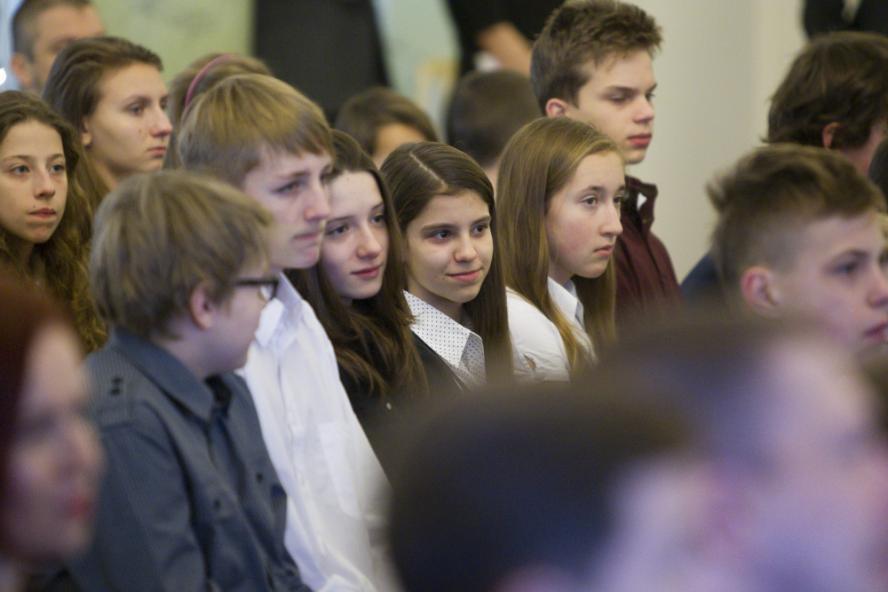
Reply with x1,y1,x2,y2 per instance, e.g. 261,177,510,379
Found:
0,91,104,351
382,141,512,388
294,131,427,460
497,117,624,382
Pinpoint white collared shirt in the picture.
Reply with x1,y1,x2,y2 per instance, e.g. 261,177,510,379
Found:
507,277,595,382
404,291,486,387
240,274,392,592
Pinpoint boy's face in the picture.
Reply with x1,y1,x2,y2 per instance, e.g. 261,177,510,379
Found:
763,212,888,354
552,50,656,165
241,148,332,272
209,262,272,373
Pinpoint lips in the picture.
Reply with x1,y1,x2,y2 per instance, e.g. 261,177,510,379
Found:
147,146,167,157
595,245,615,256
864,321,888,343
29,208,57,218
628,134,652,148
352,264,382,279
448,269,483,283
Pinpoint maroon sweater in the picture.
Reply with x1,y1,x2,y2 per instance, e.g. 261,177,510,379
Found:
614,176,682,328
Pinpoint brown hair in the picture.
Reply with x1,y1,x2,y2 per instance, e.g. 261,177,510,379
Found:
531,0,662,112
12,0,94,56
497,117,622,371
335,87,438,157
176,73,333,187
710,144,886,288
90,170,272,339
446,70,541,169
767,32,888,150
164,53,272,169
382,141,513,383
293,130,427,397
42,36,164,211
0,90,104,351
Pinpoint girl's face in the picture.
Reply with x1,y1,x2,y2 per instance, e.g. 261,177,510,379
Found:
81,62,172,188
546,152,625,284
0,119,68,247
404,191,493,320
1,324,103,563
322,171,388,301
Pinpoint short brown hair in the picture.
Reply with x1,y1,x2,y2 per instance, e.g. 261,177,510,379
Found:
90,171,272,338
176,73,333,187
767,32,888,150
531,0,662,112
710,144,885,287
335,87,438,157
12,0,93,57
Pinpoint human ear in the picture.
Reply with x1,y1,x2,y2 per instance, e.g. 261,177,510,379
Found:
80,118,93,148
545,98,570,118
187,282,217,330
821,122,841,150
739,266,781,315
9,52,34,91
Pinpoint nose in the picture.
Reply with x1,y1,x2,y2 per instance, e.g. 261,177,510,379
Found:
635,95,655,124
454,233,479,263
869,263,888,309
33,169,56,199
356,226,383,259
151,106,173,138
601,203,623,239
62,416,104,484
304,179,331,223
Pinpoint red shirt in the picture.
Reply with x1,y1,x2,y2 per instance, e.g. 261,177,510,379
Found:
614,176,682,328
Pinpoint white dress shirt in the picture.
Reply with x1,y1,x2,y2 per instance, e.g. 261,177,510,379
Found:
241,274,392,591
404,291,486,387
507,277,595,383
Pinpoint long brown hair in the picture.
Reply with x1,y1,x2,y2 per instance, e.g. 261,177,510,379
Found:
497,117,621,373
293,131,426,397
381,141,512,383
0,91,105,351
43,36,165,211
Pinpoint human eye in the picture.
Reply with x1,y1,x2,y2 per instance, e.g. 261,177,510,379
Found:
608,92,630,105
159,96,169,111
325,223,349,237
320,167,335,185
832,259,861,277
274,179,305,196
471,221,490,235
50,162,66,174
9,163,29,175
370,212,386,226
582,193,600,207
127,102,145,116
427,228,451,241
645,90,656,102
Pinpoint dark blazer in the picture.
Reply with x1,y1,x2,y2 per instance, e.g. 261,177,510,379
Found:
64,329,309,592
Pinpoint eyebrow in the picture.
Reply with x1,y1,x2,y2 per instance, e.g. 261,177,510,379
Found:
1,153,65,162
604,82,658,93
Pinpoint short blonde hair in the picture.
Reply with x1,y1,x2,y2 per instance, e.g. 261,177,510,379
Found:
176,73,333,187
90,170,272,338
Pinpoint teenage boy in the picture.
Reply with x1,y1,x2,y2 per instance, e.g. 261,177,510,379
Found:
177,73,390,591
683,31,888,302
710,144,888,355
10,0,104,94
531,0,680,326
66,171,307,590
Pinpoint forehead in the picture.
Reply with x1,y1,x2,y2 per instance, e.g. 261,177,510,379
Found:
561,152,625,191
789,212,884,268
580,49,656,91
19,324,87,417
0,119,63,154
411,191,490,225
32,4,103,46
252,147,332,177
97,63,166,99
329,171,382,206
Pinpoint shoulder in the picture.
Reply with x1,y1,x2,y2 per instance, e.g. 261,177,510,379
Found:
505,289,570,382
506,288,560,340
85,348,165,432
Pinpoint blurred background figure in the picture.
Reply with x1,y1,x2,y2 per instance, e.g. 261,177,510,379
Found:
387,383,706,592
253,0,389,120
804,0,888,37
9,0,104,94
0,275,103,592
445,69,539,186
336,87,438,167
597,312,888,592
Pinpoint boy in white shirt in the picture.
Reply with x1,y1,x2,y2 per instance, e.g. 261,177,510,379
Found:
177,73,390,591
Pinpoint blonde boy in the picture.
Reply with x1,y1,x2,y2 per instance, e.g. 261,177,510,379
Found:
68,171,307,590
711,144,888,355
177,73,390,591
532,0,680,325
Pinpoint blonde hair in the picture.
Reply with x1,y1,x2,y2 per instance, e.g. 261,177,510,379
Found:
497,117,622,373
176,73,332,186
90,170,272,338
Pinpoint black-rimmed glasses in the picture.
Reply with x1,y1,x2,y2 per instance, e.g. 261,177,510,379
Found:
234,277,280,302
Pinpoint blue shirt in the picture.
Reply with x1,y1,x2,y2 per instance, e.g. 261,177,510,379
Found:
66,329,311,591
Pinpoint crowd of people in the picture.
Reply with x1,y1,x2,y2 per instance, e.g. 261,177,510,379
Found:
2,0,888,591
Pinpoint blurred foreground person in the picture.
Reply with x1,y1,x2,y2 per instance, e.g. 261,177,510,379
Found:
0,275,103,592
387,381,708,592
598,312,888,592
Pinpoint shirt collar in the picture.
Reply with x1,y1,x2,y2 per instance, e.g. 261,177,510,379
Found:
548,277,583,325
404,291,484,378
254,272,304,350
108,328,216,422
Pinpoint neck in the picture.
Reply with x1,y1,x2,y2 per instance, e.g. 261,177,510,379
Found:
6,234,34,270
91,159,118,192
0,559,22,592
150,333,215,380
